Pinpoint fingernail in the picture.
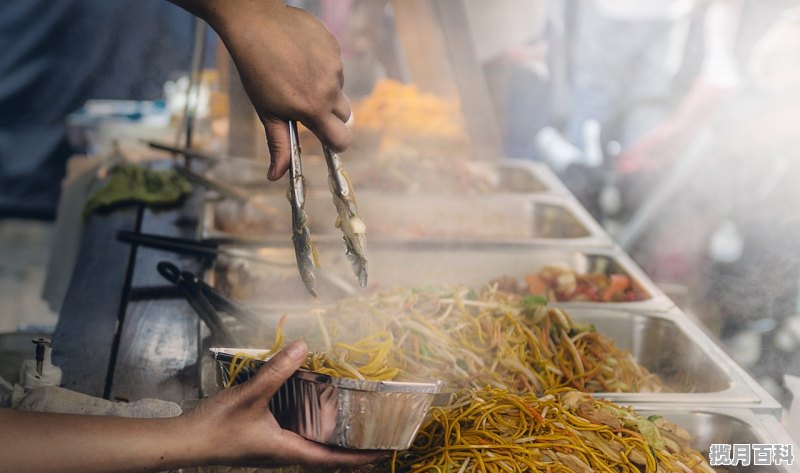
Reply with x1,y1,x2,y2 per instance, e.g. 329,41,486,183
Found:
285,341,307,360
267,162,276,180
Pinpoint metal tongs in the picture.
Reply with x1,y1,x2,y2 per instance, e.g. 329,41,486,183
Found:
287,120,367,296
157,261,252,346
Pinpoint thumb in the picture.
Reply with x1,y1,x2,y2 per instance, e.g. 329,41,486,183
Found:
242,341,307,400
263,116,291,181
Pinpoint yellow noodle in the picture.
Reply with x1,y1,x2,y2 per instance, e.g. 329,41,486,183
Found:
224,286,714,472
299,285,666,393
372,387,714,473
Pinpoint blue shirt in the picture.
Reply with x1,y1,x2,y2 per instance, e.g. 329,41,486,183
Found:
0,0,195,218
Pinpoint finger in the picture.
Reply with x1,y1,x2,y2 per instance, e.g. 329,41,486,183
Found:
331,92,351,124
241,341,307,401
263,117,291,181
278,431,385,469
304,113,353,153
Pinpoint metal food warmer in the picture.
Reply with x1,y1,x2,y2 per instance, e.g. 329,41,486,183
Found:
51,158,795,472
42,0,797,467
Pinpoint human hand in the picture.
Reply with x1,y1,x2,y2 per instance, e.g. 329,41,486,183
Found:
616,121,684,174
175,0,352,180
617,78,734,174
183,341,381,469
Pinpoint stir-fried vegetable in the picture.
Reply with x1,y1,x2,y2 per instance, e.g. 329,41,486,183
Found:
494,265,642,303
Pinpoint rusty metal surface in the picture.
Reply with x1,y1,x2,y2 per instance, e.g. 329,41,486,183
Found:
53,208,139,398
108,188,205,403
53,184,207,402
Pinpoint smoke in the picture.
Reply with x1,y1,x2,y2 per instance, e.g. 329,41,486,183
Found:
219,0,800,400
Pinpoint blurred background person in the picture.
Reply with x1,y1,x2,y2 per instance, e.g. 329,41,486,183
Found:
497,0,800,400
634,4,800,398
0,0,199,220
0,0,199,333
568,0,743,156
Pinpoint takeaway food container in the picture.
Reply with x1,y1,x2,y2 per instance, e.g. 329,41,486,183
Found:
210,348,441,450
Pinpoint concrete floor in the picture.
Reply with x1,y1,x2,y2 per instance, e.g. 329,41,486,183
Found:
0,220,59,334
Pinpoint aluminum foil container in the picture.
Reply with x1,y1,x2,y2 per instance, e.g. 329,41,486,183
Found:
211,348,442,450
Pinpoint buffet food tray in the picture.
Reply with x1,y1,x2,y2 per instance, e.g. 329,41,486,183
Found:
207,156,571,195
198,298,778,414
568,308,780,414
493,159,572,195
631,407,797,473
208,241,669,311
204,191,612,247
178,407,797,473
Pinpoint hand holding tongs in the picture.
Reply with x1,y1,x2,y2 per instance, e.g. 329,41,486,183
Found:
287,120,367,296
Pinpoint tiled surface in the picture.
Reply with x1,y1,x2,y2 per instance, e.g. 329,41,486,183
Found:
0,220,58,333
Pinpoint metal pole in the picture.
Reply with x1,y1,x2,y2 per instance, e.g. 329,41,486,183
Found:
177,17,207,150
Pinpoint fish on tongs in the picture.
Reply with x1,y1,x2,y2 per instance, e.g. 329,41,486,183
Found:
286,120,368,296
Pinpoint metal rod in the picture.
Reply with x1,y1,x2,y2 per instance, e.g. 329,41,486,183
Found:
175,167,250,203
116,230,296,268
178,17,208,150
32,338,50,377
146,140,220,165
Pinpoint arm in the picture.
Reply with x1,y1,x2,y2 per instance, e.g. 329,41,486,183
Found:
0,342,380,473
618,0,744,173
169,0,353,180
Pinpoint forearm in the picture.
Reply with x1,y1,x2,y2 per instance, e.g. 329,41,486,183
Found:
167,0,283,34
0,409,208,473
165,0,352,176
167,0,223,26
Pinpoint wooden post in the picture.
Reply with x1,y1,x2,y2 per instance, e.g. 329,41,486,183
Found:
390,0,505,158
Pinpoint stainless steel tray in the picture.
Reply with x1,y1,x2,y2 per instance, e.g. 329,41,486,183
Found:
632,407,798,473
493,159,572,195
178,406,796,472
208,242,669,311
198,277,778,414
206,156,570,195
204,191,612,247
570,308,780,414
